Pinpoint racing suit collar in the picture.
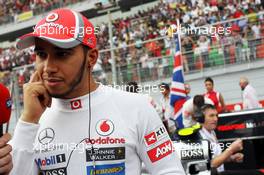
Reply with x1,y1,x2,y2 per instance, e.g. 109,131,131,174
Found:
51,83,107,111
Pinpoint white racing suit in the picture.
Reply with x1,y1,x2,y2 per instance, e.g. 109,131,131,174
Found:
10,85,185,175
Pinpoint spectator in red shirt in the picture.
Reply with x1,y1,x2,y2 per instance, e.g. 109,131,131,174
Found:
204,77,227,113
233,6,244,19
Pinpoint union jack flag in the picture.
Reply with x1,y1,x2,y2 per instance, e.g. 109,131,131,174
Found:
170,25,186,129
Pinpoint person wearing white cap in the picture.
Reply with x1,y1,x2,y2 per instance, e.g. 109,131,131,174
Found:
9,9,185,175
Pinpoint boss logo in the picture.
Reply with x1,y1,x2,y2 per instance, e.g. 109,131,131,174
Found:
181,149,204,160
40,167,67,175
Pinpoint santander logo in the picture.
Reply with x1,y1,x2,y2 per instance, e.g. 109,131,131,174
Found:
96,119,114,136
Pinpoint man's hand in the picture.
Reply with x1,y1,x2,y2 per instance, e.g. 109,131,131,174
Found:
230,153,244,163
0,134,13,174
228,139,243,154
21,72,51,124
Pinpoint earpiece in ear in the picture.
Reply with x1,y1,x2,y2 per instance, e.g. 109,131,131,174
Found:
194,110,205,123
87,63,91,69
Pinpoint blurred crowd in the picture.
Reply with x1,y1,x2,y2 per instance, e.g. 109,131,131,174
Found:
97,0,264,72
1,0,264,87
0,0,84,24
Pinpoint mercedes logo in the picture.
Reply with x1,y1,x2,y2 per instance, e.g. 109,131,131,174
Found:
38,128,55,145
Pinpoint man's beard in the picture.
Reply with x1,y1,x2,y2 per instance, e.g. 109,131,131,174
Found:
49,56,87,99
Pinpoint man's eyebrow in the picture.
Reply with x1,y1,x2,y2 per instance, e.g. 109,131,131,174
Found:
54,47,73,51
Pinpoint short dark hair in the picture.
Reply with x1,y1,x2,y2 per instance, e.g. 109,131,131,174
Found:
204,77,214,85
201,104,216,113
82,44,90,56
193,95,205,109
160,83,170,91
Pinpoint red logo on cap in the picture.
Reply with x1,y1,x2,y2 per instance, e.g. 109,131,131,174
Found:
96,119,114,136
46,13,59,22
70,99,82,110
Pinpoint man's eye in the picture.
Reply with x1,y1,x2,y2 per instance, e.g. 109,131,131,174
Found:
56,51,70,57
36,51,47,58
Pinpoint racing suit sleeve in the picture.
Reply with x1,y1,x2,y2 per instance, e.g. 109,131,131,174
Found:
9,119,39,175
137,98,186,175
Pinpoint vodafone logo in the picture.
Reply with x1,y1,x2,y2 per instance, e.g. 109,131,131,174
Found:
70,99,82,110
85,137,125,145
46,13,59,22
147,140,173,162
96,119,114,136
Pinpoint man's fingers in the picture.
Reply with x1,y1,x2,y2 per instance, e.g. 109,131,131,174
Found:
0,157,12,174
33,84,51,107
236,153,244,162
29,71,41,83
43,90,52,107
0,145,12,159
24,81,51,109
0,134,11,148
0,154,12,167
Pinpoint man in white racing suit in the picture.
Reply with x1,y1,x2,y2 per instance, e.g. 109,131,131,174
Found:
8,9,185,175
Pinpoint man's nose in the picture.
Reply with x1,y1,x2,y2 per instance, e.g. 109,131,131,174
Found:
214,116,218,122
43,56,58,74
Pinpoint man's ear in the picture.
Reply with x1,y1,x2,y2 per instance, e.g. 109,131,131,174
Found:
86,48,99,68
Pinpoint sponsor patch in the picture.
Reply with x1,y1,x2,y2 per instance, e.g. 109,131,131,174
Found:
38,128,55,145
40,167,67,175
34,143,64,154
144,126,167,146
36,154,66,167
181,149,204,160
147,140,173,163
86,162,125,175
70,99,82,110
86,147,125,161
85,137,125,145
96,119,114,136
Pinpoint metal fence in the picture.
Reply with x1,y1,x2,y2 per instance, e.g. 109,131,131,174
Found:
97,36,264,84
